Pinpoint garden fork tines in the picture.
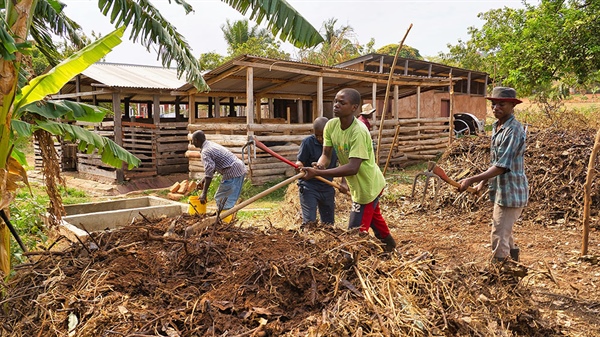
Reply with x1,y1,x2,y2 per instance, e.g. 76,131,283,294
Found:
411,161,441,207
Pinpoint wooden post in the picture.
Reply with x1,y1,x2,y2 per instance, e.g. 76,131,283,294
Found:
75,75,81,102
448,71,454,144
112,92,124,183
297,99,304,124
317,76,323,117
467,71,472,95
376,23,413,164
153,95,160,126
393,85,399,119
417,86,421,137
268,98,274,118
285,107,291,135
188,94,196,124
581,127,600,255
246,67,254,136
215,97,221,118
371,83,377,125
255,97,262,123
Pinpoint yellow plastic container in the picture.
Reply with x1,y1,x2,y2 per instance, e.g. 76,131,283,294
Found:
188,196,206,215
221,213,234,224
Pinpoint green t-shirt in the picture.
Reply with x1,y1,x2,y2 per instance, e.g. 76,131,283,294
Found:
324,118,385,204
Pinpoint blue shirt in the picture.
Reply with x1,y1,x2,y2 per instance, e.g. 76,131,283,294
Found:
297,134,337,190
489,115,529,207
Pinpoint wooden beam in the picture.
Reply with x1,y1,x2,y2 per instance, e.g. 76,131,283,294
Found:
232,60,454,87
112,92,124,183
256,74,309,95
50,89,113,99
206,66,246,86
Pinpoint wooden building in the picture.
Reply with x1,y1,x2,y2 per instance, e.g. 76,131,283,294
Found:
336,53,489,121
51,55,488,185
178,55,488,185
49,63,191,182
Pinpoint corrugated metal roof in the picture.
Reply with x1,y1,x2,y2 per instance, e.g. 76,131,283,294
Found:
81,62,188,89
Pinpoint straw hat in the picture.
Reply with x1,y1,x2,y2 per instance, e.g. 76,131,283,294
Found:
360,103,376,115
485,87,522,104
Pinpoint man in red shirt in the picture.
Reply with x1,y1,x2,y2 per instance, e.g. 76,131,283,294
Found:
357,103,375,130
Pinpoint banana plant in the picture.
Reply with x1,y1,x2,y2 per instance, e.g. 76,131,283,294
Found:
0,22,139,274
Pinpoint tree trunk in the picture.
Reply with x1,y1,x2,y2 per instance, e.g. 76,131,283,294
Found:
0,0,37,275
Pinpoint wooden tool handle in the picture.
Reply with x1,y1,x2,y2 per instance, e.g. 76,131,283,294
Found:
254,137,349,195
431,164,478,194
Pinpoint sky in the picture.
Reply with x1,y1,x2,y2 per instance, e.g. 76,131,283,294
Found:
59,0,530,67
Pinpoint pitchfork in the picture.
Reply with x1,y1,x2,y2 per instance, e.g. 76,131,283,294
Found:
411,161,442,207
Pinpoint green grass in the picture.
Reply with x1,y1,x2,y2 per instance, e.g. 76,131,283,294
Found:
8,182,90,266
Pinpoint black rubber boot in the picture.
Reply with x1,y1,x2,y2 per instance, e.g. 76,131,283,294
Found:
510,247,520,262
380,234,397,253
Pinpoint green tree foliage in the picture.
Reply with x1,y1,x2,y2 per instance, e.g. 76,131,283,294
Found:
298,18,373,66
376,43,423,60
198,52,225,71
438,0,600,99
228,36,290,60
221,18,270,50
220,19,290,60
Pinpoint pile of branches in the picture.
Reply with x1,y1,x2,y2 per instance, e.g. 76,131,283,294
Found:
437,127,600,223
1,215,561,336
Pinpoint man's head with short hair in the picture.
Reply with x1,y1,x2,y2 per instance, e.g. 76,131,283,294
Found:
313,116,328,144
192,130,206,149
339,88,361,105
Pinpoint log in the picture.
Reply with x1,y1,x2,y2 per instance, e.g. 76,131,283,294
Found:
248,123,313,132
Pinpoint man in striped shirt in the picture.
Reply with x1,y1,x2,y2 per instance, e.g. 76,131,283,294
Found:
192,130,247,218
458,87,528,262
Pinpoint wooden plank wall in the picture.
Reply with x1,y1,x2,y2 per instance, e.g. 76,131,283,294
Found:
187,121,312,185
374,117,450,167
121,122,190,177
187,117,451,185
75,121,191,181
155,122,190,175
76,121,118,180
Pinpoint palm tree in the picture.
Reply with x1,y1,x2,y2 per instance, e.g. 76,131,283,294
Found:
0,0,324,274
298,17,365,66
222,19,272,51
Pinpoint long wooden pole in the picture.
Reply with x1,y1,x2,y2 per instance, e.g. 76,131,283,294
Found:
581,127,600,255
185,172,306,237
376,24,413,167
382,125,401,176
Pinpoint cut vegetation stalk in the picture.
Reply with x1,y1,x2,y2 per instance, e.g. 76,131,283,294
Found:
581,127,600,255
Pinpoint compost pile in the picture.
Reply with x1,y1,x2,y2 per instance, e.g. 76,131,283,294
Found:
437,127,600,223
1,214,561,336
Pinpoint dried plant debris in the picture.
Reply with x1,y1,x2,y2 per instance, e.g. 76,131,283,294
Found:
433,127,600,224
1,215,562,337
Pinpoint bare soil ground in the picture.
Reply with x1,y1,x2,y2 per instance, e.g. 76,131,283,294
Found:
2,127,600,336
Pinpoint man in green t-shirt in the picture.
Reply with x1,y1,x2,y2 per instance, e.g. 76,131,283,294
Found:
302,88,397,253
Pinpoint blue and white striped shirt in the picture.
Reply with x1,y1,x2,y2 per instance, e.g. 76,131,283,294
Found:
201,141,247,180
489,115,529,208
